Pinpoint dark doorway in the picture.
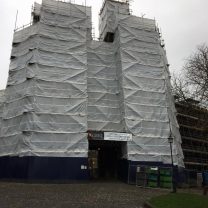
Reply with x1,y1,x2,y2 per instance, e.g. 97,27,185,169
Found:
88,140,126,180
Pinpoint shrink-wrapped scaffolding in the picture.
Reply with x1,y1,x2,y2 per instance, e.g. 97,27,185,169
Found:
0,0,91,157
0,0,184,181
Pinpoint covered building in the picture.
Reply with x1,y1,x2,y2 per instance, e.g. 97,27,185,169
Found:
0,0,183,182
0,90,5,134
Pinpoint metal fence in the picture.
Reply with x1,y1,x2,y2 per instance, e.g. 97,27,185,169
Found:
129,165,205,189
135,166,173,189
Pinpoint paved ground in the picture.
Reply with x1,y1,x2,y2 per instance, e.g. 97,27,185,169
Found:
0,181,167,208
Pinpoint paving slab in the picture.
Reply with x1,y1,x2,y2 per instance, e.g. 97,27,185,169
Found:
0,181,166,208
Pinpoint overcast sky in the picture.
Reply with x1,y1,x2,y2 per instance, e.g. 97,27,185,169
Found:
0,0,208,90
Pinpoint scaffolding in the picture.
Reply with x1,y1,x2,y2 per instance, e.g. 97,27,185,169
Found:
175,100,208,171
0,0,183,168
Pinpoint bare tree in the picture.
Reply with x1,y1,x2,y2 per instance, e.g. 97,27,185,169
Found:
185,44,208,102
172,74,191,102
172,44,208,105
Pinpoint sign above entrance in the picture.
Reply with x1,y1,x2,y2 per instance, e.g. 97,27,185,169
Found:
88,131,104,140
104,132,132,141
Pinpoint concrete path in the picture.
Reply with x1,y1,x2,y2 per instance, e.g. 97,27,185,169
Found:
0,181,166,208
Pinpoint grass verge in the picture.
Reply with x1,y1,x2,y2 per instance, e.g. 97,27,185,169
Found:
149,193,208,208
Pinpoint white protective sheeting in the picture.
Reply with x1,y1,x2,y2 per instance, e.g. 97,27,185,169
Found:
118,17,183,165
0,91,5,135
0,0,184,166
0,133,88,157
0,0,90,157
87,41,123,131
99,0,129,39
98,0,184,166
